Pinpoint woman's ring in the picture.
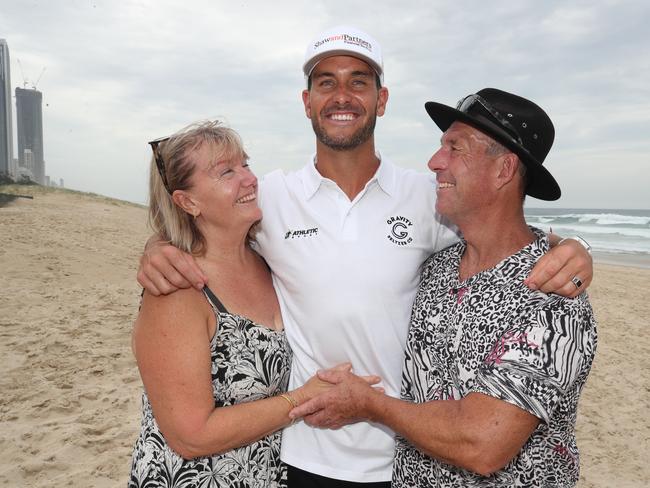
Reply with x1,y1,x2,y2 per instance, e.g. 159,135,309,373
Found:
571,276,583,289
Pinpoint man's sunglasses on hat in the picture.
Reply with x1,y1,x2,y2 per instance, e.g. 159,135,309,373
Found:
456,94,524,146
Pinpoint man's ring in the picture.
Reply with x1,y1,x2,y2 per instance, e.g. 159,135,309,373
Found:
571,276,583,289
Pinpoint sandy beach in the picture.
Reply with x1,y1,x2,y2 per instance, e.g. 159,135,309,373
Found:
0,185,648,487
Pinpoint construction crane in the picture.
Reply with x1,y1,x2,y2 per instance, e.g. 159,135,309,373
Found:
16,58,28,88
16,59,46,90
33,67,46,89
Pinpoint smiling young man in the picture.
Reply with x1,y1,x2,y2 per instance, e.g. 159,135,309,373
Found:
137,28,594,487
254,29,458,486
305,55,385,153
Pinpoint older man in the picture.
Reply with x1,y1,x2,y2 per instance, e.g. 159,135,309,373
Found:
137,26,594,487
292,89,597,487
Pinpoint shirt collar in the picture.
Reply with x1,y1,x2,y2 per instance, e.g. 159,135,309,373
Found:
454,227,549,287
301,150,397,199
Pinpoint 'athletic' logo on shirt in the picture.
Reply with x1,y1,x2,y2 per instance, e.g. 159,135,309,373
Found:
284,227,319,239
387,215,413,246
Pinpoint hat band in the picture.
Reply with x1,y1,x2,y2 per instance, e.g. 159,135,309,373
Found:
457,94,523,146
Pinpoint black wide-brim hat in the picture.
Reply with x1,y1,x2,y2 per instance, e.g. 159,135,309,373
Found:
425,88,561,201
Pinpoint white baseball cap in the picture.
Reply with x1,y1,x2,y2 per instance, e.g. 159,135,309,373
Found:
303,25,384,85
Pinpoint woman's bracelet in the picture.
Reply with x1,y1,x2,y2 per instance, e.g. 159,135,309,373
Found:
280,392,299,409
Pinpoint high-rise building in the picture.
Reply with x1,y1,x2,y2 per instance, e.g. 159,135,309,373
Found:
16,87,44,184
0,39,15,180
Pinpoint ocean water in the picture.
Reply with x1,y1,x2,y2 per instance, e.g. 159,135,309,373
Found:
524,208,650,256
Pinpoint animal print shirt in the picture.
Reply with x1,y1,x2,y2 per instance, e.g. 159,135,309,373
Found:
393,228,597,487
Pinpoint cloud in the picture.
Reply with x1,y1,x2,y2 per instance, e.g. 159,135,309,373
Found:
2,0,648,207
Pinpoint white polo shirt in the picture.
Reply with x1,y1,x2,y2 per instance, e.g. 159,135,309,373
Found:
255,154,457,482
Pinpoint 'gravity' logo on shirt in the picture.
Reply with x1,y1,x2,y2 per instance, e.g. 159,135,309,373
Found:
284,227,319,239
387,215,413,246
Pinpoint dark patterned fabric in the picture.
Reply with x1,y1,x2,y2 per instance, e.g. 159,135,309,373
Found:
393,228,597,487
129,293,291,487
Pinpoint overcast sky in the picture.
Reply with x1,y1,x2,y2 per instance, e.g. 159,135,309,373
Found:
2,0,649,208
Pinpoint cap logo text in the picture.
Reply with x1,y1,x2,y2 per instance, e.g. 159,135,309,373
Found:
314,34,372,53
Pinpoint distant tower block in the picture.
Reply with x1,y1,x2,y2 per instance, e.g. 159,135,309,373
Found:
23,148,34,172
0,39,15,180
16,87,44,184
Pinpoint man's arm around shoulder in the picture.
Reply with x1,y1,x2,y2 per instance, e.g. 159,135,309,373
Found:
137,235,207,296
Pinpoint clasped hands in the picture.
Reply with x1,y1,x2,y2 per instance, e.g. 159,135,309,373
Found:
291,364,384,430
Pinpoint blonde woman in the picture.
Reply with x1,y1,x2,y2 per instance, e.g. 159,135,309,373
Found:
128,121,367,487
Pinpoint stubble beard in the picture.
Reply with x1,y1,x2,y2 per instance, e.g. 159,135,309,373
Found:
311,112,377,151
